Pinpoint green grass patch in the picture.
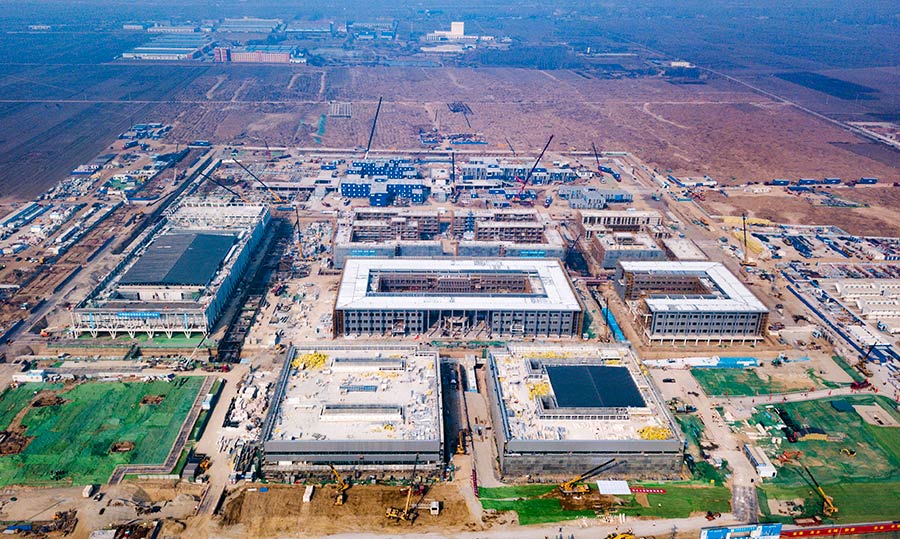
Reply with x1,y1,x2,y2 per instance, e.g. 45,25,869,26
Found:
479,482,730,525
831,355,865,383
0,377,204,486
692,368,795,396
0,384,65,430
753,395,900,488
758,481,900,523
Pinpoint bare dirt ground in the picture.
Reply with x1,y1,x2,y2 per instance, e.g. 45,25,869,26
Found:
699,189,900,237
214,483,479,538
854,404,900,428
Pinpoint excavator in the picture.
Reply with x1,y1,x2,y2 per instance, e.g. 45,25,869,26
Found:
386,455,419,523
803,465,837,517
330,465,349,506
455,429,467,455
558,458,617,496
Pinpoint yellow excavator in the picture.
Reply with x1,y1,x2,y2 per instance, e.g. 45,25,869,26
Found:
386,456,419,523
559,458,617,496
606,531,636,539
330,465,349,506
803,465,837,517
455,429,467,455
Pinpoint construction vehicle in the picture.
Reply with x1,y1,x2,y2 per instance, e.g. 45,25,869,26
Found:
840,448,857,457
558,458,617,496
705,511,723,521
740,213,757,267
386,455,419,523
232,159,285,204
512,135,553,202
197,169,251,204
456,429,467,455
591,142,606,183
803,465,837,517
776,450,803,464
330,465,349,506
605,531,636,539
851,379,871,391
365,96,383,158
856,345,875,377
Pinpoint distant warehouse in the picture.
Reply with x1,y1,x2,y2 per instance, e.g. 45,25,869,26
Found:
333,258,584,338
615,261,768,344
72,202,269,339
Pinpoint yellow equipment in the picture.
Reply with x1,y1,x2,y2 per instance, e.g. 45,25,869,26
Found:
330,465,349,506
606,532,636,539
455,430,467,455
386,455,419,523
803,465,837,517
559,458,617,496
233,159,285,204
840,448,857,457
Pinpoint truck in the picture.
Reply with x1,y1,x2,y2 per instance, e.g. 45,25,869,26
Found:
544,195,553,208
83,484,97,498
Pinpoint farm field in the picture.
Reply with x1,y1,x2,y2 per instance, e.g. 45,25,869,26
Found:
0,377,204,486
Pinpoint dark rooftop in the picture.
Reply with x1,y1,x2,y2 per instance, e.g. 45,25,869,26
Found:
119,232,236,287
547,365,646,409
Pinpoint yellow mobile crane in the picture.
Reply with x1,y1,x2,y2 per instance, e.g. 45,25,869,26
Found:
329,465,349,506
559,458,617,496
232,159,285,204
386,455,419,523
802,465,837,517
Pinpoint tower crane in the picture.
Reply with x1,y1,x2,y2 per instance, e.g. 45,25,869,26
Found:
592,142,606,183
513,135,554,202
365,96,383,158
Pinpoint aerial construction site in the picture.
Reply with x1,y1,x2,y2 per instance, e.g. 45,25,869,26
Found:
0,5,898,539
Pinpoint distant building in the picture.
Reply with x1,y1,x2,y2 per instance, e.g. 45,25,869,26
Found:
615,261,768,344
215,45,302,64
592,233,665,269
217,17,282,33
122,34,211,60
424,21,491,43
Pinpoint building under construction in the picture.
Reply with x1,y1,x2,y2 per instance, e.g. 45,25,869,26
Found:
333,258,583,338
575,209,663,237
332,208,564,268
263,348,443,475
72,201,269,339
485,346,683,478
615,261,769,344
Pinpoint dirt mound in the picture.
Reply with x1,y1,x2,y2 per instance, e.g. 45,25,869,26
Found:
110,441,136,453
0,430,31,455
141,395,165,405
31,392,65,408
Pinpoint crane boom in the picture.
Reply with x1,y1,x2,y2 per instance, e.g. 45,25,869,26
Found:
232,159,285,204
520,135,554,190
330,465,349,506
592,142,602,172
196,170,251,204
802,465,837,516
365,96,383,157
559,458,616,495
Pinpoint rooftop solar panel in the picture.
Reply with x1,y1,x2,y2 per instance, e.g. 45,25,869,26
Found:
546,366,646,409
119,232,236,287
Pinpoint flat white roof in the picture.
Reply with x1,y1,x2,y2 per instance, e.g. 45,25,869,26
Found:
492,348,672,442
269,350,441,443
336,258,581,312
662,237,708,261
620,261,768,313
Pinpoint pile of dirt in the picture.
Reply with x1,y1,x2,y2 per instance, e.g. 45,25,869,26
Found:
140,395,165,405
31,392,65,408
110,441,135,453
0,430,31,455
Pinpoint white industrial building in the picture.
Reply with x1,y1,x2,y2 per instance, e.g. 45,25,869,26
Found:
743,444,777,479
263,348,443,475
333,258,584,338
72,202,269,339
615,261,768,344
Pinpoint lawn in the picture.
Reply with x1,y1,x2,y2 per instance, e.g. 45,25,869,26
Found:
692,368,795,396
0,377,204,486
479,482,730,525
758,481,900,524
